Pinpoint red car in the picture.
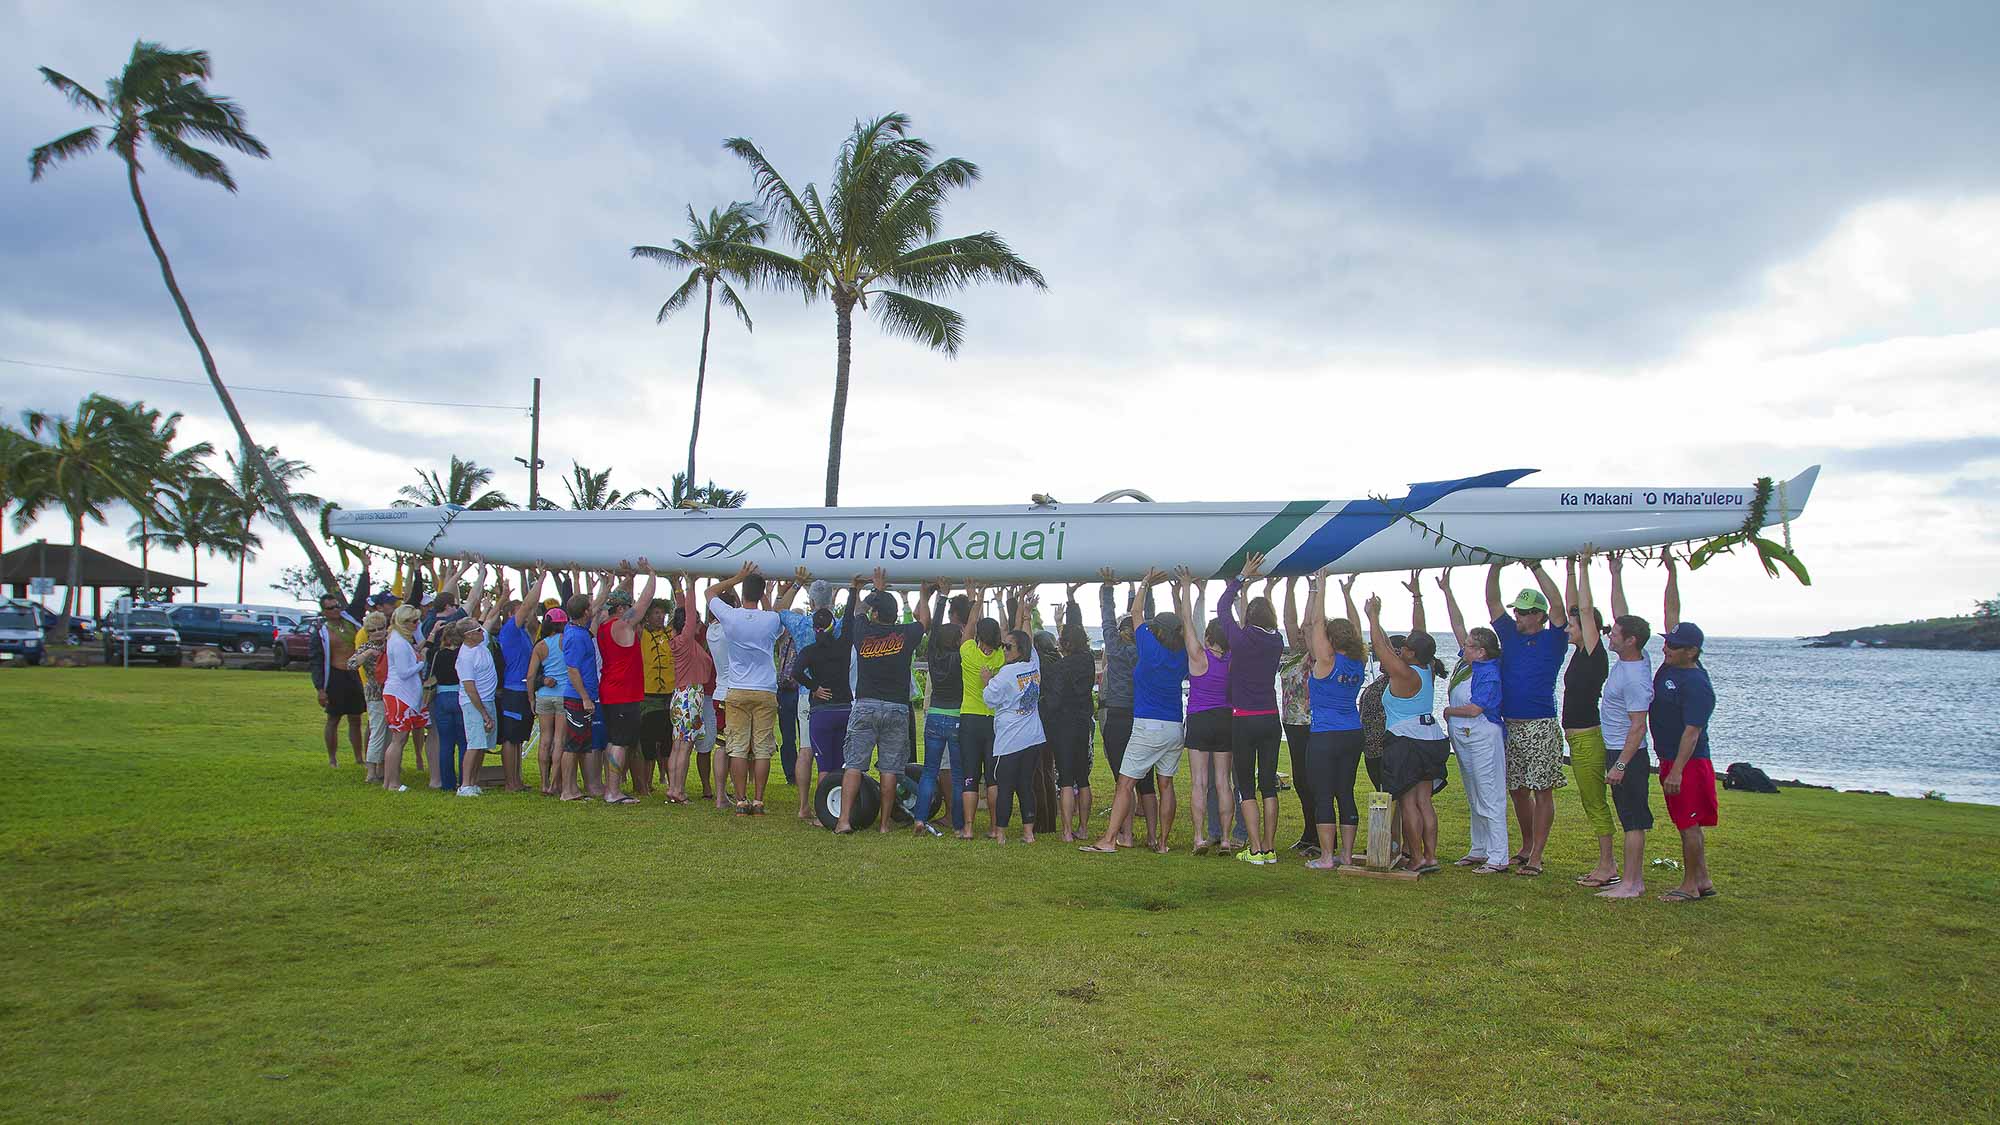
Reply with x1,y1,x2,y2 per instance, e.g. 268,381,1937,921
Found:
274,616,320,668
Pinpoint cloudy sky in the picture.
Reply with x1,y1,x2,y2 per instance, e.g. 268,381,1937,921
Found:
4,1,1997,633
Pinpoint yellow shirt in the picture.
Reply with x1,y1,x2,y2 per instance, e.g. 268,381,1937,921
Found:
959,638,1007,716
640,627,676,696
354,628,371,647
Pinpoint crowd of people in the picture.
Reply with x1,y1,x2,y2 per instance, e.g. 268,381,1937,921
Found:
305,546,1721,902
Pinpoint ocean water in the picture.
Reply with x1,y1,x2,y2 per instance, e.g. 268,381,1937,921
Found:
1687,637,1998,806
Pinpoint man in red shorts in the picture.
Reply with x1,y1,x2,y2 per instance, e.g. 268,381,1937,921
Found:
1649,554,1718,902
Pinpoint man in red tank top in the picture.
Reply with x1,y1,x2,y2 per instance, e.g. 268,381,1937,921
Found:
594,559,658,805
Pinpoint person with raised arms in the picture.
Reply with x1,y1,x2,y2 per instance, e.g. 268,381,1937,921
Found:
1221,552,1286,866
1096,569,1160,848
1562,551,1616,886
379,603,429,793
1300,569,1369,870
705,561,784,815
911,579,965,837
834,568,933,835
981,592,1044,844
665,575,716,806
956,580,1007,839
1048,585,1099,843
636,592,677,800
1278,575,1319,855
491,564,546,793
1594,550,1657,900
594,559,658,806
1183,600,1233,857
1437,568,1510,873
1484,559,1569,876
524,606,570,795
792,588,856,821
1651,551,1719,902
1368,588,1450,874
1081,568,1205,856
557,573,613,802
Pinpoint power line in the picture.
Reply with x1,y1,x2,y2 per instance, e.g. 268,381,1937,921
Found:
0,356,528,413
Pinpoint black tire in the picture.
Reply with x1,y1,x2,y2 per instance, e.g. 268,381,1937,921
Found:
814,772,881,831
272,644,289,669
234,637,258,655
894,762,943,824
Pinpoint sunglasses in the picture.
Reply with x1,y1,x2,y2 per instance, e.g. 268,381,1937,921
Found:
1513,607,1545,616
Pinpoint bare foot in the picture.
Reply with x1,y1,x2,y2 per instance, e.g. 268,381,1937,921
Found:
1598,882,1644,899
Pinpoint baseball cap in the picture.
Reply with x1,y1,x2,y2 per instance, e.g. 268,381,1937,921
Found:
1510,589,1550,613
1663,622,1705,649
368,592,397,606
546,608,569,624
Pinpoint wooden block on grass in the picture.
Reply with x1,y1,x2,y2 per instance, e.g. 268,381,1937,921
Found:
1338,864,1421,882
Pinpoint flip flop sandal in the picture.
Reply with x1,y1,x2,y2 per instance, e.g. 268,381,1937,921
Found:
1699,887,1720,898
1659,889,1703,902
1416,863,1442,875
1576,874,1621,888
1454,856,1488,867
750,802,767,816
1515,864,1544,877
1193,840,1212,855
1509,853,1529,867
1474,864,1511,874
1078,844,1119,854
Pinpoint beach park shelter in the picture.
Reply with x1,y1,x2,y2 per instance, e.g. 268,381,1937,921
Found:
0,539,203,616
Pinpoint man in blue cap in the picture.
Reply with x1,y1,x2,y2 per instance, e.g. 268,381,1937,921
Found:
1651,553,1718,902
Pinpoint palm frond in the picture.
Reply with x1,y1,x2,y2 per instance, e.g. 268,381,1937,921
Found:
725,243,820,298
885,231,1048,297
122,42,214,100
871,291,965,354
722,135,819,249
653,269,703,324
150,130,235,190
871,156,981,256
37,68,108,114
716,280,754,331
630,243,695,270
28,126,103,181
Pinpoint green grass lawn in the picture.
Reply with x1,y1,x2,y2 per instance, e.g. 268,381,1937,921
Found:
2,668,1996,1122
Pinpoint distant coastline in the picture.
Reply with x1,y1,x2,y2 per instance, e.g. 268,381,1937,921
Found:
1803,615,1998,652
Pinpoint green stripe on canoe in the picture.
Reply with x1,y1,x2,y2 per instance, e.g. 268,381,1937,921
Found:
1213,500,1327,579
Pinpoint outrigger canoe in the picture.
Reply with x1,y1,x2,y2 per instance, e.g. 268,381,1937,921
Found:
326,466,1819,582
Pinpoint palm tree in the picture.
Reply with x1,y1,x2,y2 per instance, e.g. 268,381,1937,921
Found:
631,202,767,488
560,462,635,511
152,478,242,603
29,41,343,598
643,472,747,510
0,419,32,561
112,400,216,599
222,445,321,601
11,395,157,633
723,113,1046,504
393,456,514,510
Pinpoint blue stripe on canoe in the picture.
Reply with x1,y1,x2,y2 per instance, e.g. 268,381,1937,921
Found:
1274,469,1537,573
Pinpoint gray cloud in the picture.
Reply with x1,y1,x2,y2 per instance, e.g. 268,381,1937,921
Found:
1835,438,2000,474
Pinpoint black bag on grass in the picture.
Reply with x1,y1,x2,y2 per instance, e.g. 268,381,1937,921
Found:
1724,762,1779,793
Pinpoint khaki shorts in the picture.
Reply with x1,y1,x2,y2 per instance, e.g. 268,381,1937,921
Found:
1121,717,1185,779
534,693,563,716
725,689,779,761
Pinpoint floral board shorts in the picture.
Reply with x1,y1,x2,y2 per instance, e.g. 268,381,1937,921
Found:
672,685,707,742
1504,716,1569,791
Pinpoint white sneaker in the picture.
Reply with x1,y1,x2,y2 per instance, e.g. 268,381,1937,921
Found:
456,785,482,797
390,785,408,792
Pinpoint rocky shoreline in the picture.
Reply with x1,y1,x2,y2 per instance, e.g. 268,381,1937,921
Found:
1802,614,1998,652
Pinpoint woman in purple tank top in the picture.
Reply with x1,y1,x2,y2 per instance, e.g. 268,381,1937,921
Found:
1184,609,1234,855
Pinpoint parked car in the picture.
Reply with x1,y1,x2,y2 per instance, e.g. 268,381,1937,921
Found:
101,609,183,666
273,616,321,669
0,602,45,665
165,604,272,654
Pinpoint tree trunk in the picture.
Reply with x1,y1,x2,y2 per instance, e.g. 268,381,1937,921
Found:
237,551,246,602
124,161,341,600
191,550,200,602
687,277,713,493
139,513,150,601
825,293,856,507
61,514,83,639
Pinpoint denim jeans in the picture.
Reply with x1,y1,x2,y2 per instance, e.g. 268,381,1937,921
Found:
922,711,962,829
777,683,801,783
432,686,466,789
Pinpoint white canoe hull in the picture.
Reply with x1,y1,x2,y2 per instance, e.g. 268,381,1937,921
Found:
326,466,1819,581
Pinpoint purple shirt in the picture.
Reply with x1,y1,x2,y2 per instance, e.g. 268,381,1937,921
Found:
1218,577,1281,714
1187,646,1232,714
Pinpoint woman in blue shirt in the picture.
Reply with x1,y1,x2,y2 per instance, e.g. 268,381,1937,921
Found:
1301,571,1368,870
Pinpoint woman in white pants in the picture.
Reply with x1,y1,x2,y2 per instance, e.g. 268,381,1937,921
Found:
1438,570,1510,873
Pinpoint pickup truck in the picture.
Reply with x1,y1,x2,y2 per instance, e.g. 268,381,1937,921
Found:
165,605,272,654
100,609,184,666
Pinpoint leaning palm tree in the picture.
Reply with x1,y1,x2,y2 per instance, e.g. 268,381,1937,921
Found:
111,400,215,599
11,395,158,633
723,113,1046,504
393,455,514,510
560,462,635,511
0,418,32,561
28,41,343,598
643,472,747,510
631,202,766,488
222,445,320,601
